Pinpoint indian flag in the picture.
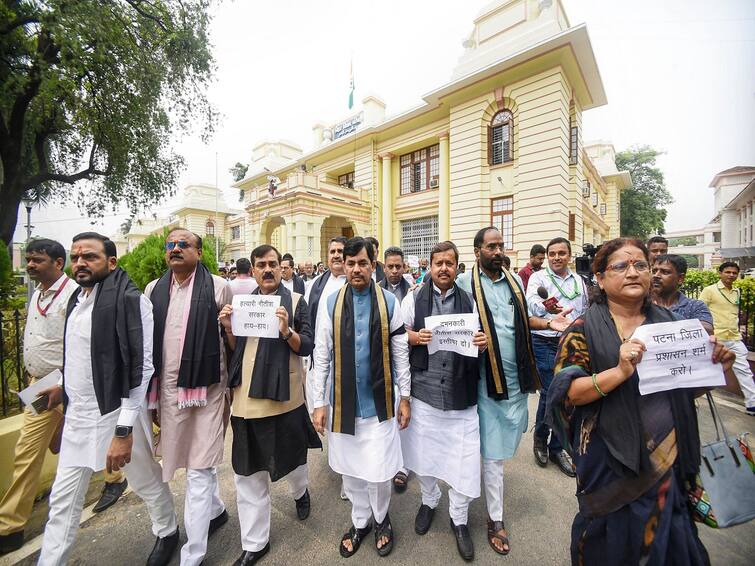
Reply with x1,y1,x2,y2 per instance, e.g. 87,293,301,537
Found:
348,60,354,110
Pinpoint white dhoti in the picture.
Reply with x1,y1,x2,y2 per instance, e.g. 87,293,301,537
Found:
400,398,480,499
400,398,480,525
327,413,402,527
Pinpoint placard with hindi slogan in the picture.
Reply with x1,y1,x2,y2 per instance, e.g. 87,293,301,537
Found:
631,319,725,395
425,313,479,358
231,294,281,338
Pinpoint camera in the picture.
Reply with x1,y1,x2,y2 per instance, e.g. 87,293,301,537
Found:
575,243,601,284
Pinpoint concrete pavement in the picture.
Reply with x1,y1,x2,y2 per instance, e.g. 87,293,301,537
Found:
4,391,755,566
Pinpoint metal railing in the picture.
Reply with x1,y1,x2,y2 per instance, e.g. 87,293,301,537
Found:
0,309,26,418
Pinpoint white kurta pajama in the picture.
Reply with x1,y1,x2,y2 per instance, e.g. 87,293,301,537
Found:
38,285,176,566
144,272,232,566
399,285,481,525
311,286,410,529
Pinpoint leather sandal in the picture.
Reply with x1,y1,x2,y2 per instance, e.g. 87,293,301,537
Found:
487,518,510,555
339,523,372,558
374,513,394,557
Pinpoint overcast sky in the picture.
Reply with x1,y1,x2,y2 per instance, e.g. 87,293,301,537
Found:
13,0,755,245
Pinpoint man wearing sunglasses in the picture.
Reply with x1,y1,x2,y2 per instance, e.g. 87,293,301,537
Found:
144,228,234,565
525,237,587,477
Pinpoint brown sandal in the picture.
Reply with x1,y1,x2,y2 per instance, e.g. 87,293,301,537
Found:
487,518,510,555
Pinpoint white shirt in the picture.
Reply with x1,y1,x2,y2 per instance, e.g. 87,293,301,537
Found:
526,267,588,337
311,288,410,409
59,284,154,470
229,275,258,296
304,272,348,322
401,284,478,328
23,274,78,378
281,277,294,293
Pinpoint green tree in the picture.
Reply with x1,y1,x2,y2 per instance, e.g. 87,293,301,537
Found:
0,241,17,308
668,236,698,247
118,230,218,291
679,254,699,268
229,162,249,182
616,146,673,239
0,0,216,244
204,234,228,262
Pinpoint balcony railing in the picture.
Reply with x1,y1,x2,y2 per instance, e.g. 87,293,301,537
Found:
244,172,369,207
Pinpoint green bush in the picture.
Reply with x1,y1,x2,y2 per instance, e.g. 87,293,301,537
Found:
0,242,21,309
734,276,755,312
118,230,219,290
681,269,719,298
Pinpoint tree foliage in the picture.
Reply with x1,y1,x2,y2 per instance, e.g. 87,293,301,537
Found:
616,146,673,239
0,242,18,308
118,229,218,290
0,0,216,244
229,161,248,182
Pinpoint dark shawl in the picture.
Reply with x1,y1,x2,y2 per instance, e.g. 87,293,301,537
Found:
471,263,540,399
409,281,479,409
307,271,331,330
64,268,146,415
378,276,411,303
151,263,220,389
227,284,313,402
582,302,700,479
331,281,405,435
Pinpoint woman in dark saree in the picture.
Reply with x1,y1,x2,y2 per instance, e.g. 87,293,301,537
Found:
547,238,736,565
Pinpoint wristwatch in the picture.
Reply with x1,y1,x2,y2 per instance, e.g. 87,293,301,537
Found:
282,327,293,341
400,395,411,402
114,425,133,438
546,319,552,329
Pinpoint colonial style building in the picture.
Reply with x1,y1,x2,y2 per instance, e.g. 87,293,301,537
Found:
119,183,248,260
667,166,755,269
232,0,630,266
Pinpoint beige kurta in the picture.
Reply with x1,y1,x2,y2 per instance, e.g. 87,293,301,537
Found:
145,272,233,481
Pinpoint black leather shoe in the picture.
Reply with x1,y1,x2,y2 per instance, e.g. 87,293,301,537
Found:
0,531,24,556
295,489,310,521
208,509,229,536
450,519,474,561
146,527,179,566
533,437,548,467
92,479,128,513
414,504,435,535
233,542,270,565
550,450,576,478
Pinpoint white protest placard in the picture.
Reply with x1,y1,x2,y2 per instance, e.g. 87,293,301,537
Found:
424,313,479,358
16,369,61,415
631,319,725,395
231,294,281,338
407,255,420,269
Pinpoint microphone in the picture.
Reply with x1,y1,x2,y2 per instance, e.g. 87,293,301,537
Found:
537,286,560,311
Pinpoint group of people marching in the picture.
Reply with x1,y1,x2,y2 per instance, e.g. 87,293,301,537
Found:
0,225,745,566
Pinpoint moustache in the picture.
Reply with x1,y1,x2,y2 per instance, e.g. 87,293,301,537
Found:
75,268,92,276
170,253,183,259
262,273,274,280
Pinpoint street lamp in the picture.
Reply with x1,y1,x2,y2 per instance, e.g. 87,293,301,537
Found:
21,197,34,302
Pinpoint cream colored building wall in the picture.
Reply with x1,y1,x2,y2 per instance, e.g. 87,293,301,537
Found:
448,66,573,265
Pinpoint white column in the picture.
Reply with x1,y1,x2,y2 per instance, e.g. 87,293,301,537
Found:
380,153,394,249
439,132,450,241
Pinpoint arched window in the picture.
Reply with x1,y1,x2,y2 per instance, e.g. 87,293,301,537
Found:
205,219,215,236
488,110,513,165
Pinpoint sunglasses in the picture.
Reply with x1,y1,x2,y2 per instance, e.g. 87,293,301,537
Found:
605,260,650,274
165,241,192,251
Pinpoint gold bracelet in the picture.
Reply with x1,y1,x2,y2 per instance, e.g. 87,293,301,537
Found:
592,373,607,397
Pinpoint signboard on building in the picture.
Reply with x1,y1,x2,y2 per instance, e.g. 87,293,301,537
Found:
333,112,364,140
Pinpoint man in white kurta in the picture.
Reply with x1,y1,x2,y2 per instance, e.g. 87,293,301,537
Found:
144,229,232,566
311,237,410,558
399,242,487,561
38,234,176,566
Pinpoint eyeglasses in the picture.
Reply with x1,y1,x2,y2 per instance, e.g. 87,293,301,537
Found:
604,259,650,274
165,241,191,251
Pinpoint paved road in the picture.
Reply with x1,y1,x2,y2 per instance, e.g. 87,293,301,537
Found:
4,391,755,566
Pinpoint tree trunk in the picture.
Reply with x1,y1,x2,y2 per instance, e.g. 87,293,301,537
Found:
0,184,21,245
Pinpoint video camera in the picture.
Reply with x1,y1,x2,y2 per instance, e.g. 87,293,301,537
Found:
575,243,601,287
